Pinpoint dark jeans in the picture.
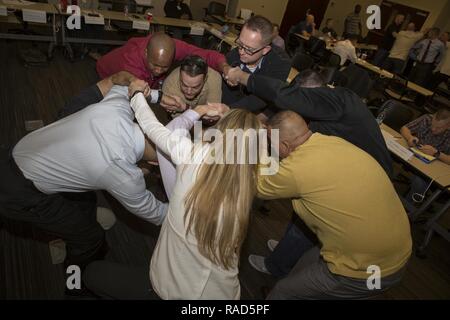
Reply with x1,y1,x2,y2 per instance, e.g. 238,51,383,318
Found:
382,57,405,74
83,260,160,299
267,246,407,300
0,147,105,269
265,214,317,278
372,48,389,67
409,62,434,87
58,84,103,119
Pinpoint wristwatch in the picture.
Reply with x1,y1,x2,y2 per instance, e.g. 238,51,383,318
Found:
157,90,163,104
434,150,441,159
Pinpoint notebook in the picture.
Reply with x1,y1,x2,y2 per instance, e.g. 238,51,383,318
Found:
410,147,436,164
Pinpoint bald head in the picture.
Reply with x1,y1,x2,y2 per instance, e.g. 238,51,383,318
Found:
406,22,415,32
269,111,311,158
146,33,176,77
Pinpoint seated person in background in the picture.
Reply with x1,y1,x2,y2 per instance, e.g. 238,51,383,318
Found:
164,0,192,19
321,18,338,40
331,34,358,66
400,107,450,212
222,15,291,112
291,14,316,37
254,111,411,299
96,32,228,94
383,22,424,74
372,13,405,67
162,55,222,112
272,24,286,51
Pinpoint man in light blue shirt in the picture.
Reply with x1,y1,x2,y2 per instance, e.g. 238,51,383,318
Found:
409,28,446,86
0,78,169,275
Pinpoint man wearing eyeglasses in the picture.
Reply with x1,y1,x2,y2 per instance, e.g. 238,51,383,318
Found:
222,15,291,112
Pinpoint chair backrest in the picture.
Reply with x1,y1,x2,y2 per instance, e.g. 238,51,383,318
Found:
208,1,226,16
327,52,341,68
377,100,415,131
319,66,338,85
341,64,373,99
291,53,314,72
330,69,348,87
308,37,326,57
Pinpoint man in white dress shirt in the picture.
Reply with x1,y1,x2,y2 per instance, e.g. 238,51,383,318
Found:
383,22,424,74
331,34,358,66
0,76,170,276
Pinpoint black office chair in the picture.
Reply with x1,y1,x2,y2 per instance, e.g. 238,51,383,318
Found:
307,37,327,61
318,66,338,85
203,1,226,23
384,74,411,101
341,64,374,100
291,53,314,73
329,69,348,87
376,100,415,132
319,51,341,68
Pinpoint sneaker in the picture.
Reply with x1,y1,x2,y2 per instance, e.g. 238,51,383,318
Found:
267,239,279,252
248,255,270,275
96,207,116,230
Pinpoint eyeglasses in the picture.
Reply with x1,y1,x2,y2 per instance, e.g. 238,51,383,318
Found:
234,39,267,55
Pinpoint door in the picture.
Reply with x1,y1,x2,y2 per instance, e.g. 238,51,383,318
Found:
279,0,330,37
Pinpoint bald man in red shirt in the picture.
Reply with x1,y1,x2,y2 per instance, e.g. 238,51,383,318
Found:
97,32,230,90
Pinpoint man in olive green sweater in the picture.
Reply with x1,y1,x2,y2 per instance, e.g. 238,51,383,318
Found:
253,111,412,299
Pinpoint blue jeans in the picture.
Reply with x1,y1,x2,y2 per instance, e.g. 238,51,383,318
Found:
265,216,317,278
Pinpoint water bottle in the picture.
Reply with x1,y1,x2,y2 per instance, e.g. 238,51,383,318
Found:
124,2,129,16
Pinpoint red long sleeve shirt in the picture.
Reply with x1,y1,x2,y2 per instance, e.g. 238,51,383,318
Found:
96,35,226,89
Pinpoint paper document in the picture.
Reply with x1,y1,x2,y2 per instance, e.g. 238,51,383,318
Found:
190,25,204,36
22,8,46,23
134,0,152,6
385,139,413,161
0,5,6,16
132,19,149,30
84,13,104,25
3,0,34,5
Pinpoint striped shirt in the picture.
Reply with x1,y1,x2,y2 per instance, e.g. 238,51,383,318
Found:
406,114,450,154
345,13,361,35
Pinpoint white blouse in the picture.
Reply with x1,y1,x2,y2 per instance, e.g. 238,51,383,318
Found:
131,93,241,300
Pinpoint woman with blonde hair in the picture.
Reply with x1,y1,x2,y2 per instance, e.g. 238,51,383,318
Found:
83,79,264,299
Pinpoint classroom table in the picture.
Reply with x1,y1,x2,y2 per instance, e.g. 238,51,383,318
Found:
356,58,435,97
58,7,149,47
210,14,245,26
0,0,58,44
294,33,378,51
380,124,450,253
201,22,236,47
